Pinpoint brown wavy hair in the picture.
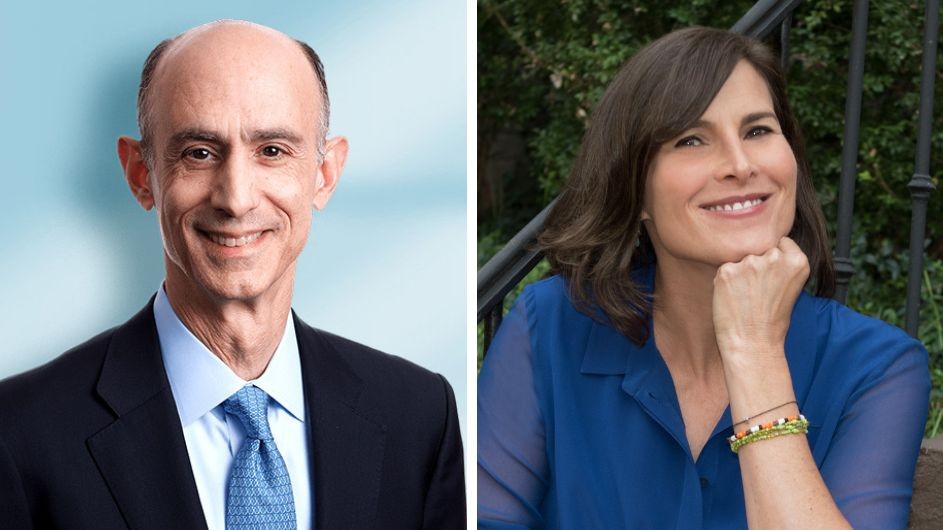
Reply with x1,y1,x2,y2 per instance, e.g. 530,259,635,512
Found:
539,26,835,345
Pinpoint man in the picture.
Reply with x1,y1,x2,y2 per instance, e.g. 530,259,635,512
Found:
0,20,464,529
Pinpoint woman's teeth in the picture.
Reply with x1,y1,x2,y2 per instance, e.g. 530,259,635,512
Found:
706,198,763,212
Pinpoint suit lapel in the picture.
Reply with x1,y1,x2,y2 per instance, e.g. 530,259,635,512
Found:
87,301,207,530
295,315,387,529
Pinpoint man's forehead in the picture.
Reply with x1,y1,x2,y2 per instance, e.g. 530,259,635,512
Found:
152,21,318,99
161,21,301,66
147,21,321,143
155,23,314,85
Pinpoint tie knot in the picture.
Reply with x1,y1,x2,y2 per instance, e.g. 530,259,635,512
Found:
224,385,273,441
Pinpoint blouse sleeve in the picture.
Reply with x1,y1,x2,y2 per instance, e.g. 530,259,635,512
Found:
818,340,930,529
477,295,549,529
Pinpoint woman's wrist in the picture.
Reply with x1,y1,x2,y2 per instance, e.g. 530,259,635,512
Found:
716,336,786,362
722,350,799,426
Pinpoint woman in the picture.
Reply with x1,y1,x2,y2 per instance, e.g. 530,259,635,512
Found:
477,27,930,529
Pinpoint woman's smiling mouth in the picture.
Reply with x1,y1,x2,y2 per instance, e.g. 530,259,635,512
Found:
700,194,771,215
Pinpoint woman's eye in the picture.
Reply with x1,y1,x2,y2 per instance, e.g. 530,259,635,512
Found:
185,147,213,161
261,145,283,157
746,126,772,138
675,136,703,147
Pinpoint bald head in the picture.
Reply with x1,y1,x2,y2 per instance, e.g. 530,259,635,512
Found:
136,20,329,167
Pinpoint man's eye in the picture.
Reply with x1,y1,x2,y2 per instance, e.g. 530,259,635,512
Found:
185,148,213,160
261,146,283,157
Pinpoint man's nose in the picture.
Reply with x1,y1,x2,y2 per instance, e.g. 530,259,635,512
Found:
210,154,260,218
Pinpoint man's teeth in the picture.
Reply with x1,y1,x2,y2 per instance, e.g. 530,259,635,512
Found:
208,232,262,247
706,198,763,212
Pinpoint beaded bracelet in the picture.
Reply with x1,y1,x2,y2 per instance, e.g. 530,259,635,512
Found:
728,415,809,454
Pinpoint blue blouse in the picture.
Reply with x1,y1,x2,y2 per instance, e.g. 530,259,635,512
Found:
478,270,930,529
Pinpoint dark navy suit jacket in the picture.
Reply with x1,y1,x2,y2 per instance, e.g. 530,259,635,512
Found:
0,300,465,529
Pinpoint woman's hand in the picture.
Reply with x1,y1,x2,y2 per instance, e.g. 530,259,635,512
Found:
712,236,810,361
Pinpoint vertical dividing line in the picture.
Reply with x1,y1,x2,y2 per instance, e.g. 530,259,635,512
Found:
905,0,939,337
834,0,870,303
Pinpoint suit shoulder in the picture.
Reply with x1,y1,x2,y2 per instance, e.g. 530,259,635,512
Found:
0,326,116,399
0,324,118,429
309,326,447,390
294,320,455,424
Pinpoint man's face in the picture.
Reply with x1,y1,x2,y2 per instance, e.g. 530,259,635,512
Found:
124,24,342,304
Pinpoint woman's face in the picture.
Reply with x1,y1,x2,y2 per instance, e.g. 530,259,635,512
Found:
641,60,797,269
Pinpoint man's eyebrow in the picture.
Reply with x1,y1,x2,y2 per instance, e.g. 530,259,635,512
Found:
163,128,306,155
247,128,304,145
166,129,224,153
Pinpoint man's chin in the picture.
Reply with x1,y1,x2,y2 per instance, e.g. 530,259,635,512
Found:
203,281,269,303
171,270,272,305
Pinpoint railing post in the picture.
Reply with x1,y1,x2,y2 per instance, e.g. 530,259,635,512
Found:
834,0,870,303
905,0,939,337
780,13,792,71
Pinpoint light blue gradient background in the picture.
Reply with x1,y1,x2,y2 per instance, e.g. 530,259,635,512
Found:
0,1,466,435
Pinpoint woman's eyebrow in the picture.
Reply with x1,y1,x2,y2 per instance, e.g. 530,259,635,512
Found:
741,111,777,126
687,111,778,131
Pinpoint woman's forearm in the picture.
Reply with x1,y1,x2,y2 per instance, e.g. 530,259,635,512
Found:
723,352,851,529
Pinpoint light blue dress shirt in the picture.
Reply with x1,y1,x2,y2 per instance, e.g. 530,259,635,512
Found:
154,286,312,530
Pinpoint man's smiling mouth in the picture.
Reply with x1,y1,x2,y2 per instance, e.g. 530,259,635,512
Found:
199,230,266,248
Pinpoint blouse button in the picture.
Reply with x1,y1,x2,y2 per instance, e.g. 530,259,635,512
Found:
700,477,710,488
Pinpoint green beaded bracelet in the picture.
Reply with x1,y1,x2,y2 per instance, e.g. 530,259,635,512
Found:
729,415,809,454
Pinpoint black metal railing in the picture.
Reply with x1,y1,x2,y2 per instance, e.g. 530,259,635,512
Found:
906,0,940,337
478,0,938,352
833,0,870,303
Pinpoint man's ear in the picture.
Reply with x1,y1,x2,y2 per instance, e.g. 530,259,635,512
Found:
117,136,154,210
312,136,348,211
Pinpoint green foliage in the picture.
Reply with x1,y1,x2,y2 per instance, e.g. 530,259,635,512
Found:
478,0,757,226
478,0,943,437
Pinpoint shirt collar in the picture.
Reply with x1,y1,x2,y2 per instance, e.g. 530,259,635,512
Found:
154,285,306,426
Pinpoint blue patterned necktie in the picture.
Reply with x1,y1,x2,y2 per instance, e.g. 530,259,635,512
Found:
224,385,297,529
